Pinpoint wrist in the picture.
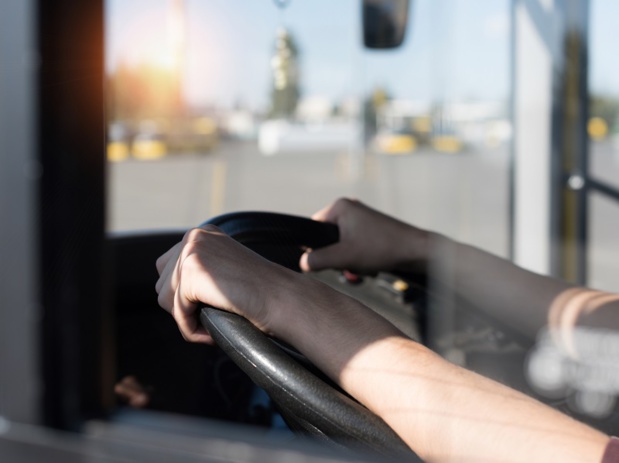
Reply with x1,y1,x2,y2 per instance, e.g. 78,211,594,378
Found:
394,225,439,273
270,274,403,380
267,272,335,342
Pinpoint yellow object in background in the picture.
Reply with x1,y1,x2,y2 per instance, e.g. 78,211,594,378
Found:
377,134,417,154
392,279,409,292
588,117,608,141
412,116,432,134
107,142,130,162
194,117,217,135
132,138,167,160
432,135,462,153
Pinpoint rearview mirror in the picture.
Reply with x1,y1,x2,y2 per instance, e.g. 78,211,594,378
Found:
363,0,410,49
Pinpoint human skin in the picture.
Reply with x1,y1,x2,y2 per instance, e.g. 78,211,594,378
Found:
155,198,611,462
301,199,619,344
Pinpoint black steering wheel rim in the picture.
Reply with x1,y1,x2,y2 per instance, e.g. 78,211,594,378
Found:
199,212,417,459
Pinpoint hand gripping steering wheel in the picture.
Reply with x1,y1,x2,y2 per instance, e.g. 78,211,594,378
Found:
199,212,418,460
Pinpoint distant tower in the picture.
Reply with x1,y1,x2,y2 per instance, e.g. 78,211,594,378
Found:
269,28,300,119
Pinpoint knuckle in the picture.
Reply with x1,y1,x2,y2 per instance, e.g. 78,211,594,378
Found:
181,250,202,271
336,197,354,209
200,224,221,233
181,229,192,243
183,227,206,244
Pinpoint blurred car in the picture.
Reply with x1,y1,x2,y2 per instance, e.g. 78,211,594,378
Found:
107,121,131,162
374,130,418,155
431,133,463,153
132,131,167,160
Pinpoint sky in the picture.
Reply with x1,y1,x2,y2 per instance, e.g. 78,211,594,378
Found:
590,0,619,97
105,0,619,111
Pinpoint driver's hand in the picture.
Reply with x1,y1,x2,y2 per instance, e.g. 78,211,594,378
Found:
300,198,430,275
155,225,292,343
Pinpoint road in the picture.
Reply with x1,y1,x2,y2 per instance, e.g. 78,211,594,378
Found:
108,141,511,255
108,140,619,291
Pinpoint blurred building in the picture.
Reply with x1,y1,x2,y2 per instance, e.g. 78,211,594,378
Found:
374,99,511,154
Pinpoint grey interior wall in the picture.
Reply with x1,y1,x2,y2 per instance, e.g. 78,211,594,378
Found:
0,0,41,425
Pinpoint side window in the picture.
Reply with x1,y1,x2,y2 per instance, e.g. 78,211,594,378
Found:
588,0,619,292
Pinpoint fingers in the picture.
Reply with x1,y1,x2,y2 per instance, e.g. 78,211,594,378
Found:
304,198,360,272
156,226,224,305
311,203,337,222
155,242,182,297
299,251,311,272
300,243,345,272
173,276,214,344
155,243,178,274
311,197,357,223
155,226,224,344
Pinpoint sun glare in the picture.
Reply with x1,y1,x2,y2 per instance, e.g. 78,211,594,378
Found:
108,0,189,125
119,0,185,73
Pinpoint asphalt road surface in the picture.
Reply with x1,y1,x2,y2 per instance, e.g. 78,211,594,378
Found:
108,141,511,253
108,140,619,291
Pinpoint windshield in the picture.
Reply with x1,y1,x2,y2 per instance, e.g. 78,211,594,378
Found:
105,0,511,259
104,0,619,443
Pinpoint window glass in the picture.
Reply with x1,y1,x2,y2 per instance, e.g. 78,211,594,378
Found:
589,0,619,190
587,0,619,292
105,0,511,257
588,192,619,293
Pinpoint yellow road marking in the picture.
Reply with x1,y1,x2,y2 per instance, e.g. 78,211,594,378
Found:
210,159,227,217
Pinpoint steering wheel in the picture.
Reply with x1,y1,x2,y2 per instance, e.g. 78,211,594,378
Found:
199,212,418,460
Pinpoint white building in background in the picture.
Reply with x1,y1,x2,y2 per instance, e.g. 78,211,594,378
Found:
378,100,433,133
258,94,361,156
258,119,359,156
221,109,259,140
295,96,333,124
443,101,511,147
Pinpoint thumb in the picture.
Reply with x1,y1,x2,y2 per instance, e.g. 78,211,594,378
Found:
300,243,344,272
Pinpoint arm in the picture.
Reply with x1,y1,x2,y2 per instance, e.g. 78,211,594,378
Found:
301,198,619,342
155,225,610,462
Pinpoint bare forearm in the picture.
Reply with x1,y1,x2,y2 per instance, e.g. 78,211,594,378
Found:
425,233,571,340
419,232,619,342
273,277,608,462
303,198,619,342
273,273,403,379
341,335,608,462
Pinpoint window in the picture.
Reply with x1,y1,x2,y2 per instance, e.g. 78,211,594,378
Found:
588,0,619,292
106,0,511,258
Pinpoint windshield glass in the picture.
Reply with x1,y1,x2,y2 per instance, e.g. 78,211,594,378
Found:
103,0,619,446
105,0,511,258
